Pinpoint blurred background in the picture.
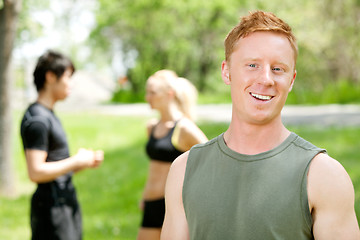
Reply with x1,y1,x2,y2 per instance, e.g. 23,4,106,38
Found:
6,0,360,106
1,0,359,239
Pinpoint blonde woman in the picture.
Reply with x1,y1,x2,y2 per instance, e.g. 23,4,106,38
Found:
137,70,208,240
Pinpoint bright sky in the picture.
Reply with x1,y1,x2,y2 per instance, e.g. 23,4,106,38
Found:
13,0,134,81
14,0,97,60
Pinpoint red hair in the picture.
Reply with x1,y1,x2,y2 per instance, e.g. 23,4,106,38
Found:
224,11,298,63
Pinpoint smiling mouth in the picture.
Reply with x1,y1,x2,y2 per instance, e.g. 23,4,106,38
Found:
250,92,273,101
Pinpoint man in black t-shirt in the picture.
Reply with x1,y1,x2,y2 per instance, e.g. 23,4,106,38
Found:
20,50,104,240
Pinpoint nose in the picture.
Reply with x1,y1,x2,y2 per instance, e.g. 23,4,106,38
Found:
68,78,74,89
259,66,274,86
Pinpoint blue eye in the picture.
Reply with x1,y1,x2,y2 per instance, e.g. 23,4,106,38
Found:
249,64,256,68
272,67,282,71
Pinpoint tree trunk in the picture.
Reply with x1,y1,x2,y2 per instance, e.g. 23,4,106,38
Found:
0,0,22,197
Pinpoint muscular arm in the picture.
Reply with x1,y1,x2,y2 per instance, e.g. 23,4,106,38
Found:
161,152,190,240
308,153,360,240
25,148,103,183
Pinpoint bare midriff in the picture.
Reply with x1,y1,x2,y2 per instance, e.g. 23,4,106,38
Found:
143,160,172,200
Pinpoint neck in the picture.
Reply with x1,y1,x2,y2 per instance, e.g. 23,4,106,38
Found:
158,103,183,123
224,116,290,155
37,91,56,110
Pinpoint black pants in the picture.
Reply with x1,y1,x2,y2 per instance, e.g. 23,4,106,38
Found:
141,198,165,228
31,182,82,240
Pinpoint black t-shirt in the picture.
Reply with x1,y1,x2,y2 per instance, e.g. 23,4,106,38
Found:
21,103,80,238
20,102,72,186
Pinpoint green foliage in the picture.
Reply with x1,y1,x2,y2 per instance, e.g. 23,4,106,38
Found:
89,0,360,104
14,0,360,104
16,0,50,45
91,0,243,94
111,89,146,103
198,86,232,104
287,79,360,105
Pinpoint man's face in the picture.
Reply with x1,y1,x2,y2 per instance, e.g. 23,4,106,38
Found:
221,31,296,125
52,68,74,100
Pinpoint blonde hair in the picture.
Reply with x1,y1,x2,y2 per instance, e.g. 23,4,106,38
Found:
150,70,198,120
224,10,298,63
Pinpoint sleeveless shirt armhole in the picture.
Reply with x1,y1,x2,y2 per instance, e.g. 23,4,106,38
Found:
171,123,181,150
182,146,195,221
301,159,313,232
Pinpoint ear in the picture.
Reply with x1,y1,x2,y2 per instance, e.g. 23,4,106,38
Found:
45,71,57,85
221,61,231,85
288,70,296,92
167,89,175,99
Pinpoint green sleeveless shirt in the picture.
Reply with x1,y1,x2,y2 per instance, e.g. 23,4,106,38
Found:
183,132,326,240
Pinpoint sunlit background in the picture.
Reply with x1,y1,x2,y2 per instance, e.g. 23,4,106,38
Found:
11,0,360,107
1,1,360,239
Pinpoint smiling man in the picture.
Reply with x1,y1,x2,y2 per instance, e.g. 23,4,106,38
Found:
160,11,360,240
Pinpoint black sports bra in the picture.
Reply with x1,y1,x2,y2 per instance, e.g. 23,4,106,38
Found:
145,123,184,163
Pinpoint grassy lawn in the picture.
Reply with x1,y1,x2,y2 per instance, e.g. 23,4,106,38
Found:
1,111,360,239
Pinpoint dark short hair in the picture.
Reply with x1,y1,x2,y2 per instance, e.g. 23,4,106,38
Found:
33,50,75,92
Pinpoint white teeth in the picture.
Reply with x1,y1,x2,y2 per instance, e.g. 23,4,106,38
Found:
251,93,272,100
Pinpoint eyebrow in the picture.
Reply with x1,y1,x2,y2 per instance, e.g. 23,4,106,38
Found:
243,58,261,62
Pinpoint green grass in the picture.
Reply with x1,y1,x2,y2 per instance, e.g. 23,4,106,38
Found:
2,112,360,239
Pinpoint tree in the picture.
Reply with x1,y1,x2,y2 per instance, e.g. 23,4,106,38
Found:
0,0,22,196
89,0,359,104
90,0,243,100
317,0,360,83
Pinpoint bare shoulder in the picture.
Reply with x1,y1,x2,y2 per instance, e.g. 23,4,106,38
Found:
170,151,190,176
309,153,353,193
176,118,208,143
310,152,345,170
308,153,355,209
177,118,198,131
309,153,352,185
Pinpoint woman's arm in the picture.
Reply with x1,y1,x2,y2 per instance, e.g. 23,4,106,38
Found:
172,118,208,152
